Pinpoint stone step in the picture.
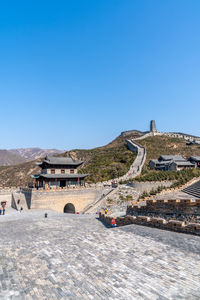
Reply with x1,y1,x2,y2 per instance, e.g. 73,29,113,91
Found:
182,180,200,198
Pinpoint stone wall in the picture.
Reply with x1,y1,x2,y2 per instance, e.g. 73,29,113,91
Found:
99,213,200,235
12,188,103,213
127,198,200,216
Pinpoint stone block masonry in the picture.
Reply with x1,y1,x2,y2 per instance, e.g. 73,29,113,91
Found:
99,213,200,235
127,198,200,216
12,188,103,213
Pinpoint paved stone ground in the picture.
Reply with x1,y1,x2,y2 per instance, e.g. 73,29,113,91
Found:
154,190,196,200
0,209,200,299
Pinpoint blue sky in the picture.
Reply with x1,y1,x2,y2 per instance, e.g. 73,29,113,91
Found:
0,0,200,150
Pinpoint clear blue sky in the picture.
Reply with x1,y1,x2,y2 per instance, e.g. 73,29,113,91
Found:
0,0,200,150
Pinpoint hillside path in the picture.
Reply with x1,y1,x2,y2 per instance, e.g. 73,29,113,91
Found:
84,140,146,214
100,139,146,185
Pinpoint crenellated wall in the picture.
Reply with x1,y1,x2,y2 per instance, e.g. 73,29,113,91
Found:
99,213,200,235
127,198,200,216
98,198,200,235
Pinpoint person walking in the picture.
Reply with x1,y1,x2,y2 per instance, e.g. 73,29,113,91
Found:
111,217,116,227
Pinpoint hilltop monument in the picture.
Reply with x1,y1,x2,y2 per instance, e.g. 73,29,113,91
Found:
150,120,157,132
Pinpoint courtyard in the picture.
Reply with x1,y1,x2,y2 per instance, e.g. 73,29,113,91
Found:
0,209,200,299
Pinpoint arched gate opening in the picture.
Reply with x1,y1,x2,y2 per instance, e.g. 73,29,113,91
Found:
64,203,75,214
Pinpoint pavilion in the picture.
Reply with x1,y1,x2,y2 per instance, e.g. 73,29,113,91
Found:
32,156,88,189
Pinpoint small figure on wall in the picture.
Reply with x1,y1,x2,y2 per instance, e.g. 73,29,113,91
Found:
1,201,6,215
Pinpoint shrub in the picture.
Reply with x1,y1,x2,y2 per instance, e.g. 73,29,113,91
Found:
106,198,113,203
119,194,126,201
135,169,200,183
126,195,133,201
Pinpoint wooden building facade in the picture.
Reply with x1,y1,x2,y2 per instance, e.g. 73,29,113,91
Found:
32,156,88,189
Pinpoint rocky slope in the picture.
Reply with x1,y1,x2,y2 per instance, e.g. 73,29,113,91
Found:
9,148,63,161
0,150,25,166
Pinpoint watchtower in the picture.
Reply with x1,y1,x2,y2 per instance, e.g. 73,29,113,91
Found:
150,120,156,132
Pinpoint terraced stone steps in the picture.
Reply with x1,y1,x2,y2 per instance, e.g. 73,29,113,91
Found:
81,188,114,214
182,180,200,198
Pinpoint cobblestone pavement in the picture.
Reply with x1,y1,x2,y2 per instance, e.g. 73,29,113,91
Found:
0,210,200,299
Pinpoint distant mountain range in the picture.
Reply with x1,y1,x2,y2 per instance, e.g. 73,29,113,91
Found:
0,148,63,166
0,150,25,166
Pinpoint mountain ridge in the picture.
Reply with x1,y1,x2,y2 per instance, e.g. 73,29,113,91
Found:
0,148,64,166
9,148,63,161
0,150,25,166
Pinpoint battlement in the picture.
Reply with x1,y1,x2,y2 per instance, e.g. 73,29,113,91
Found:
99,213,200,235
127,198,200,217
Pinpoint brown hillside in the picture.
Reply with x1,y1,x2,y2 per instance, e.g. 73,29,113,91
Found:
0,150,26,166
60,134,139,183
0,161,39,188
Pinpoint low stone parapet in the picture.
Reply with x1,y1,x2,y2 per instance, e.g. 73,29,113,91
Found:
99,213,200,235
149,217,167,228
184,223,200,234
135,216,151,225
167,220,185,231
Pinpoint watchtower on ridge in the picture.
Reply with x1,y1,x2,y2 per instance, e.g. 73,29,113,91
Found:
150,120,156,132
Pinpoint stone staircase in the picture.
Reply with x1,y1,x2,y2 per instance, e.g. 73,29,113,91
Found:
82,188,115,214
182,180,200,198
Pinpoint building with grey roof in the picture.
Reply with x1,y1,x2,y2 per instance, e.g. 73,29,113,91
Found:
158,155,186,162
36,156,83,167
149,155,195,171
33,156,88,189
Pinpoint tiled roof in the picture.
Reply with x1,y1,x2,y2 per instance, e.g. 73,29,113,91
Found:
159,155,186,161
39,173,88,179
37,156,83,166
170,161,194,167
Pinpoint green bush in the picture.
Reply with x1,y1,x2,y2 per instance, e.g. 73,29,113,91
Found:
78,144,136,183
119,194,126,201
135,169,200,183
125,195,133,201
106,198,113,203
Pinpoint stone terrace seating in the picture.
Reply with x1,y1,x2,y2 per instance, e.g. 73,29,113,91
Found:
182,180,200,198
